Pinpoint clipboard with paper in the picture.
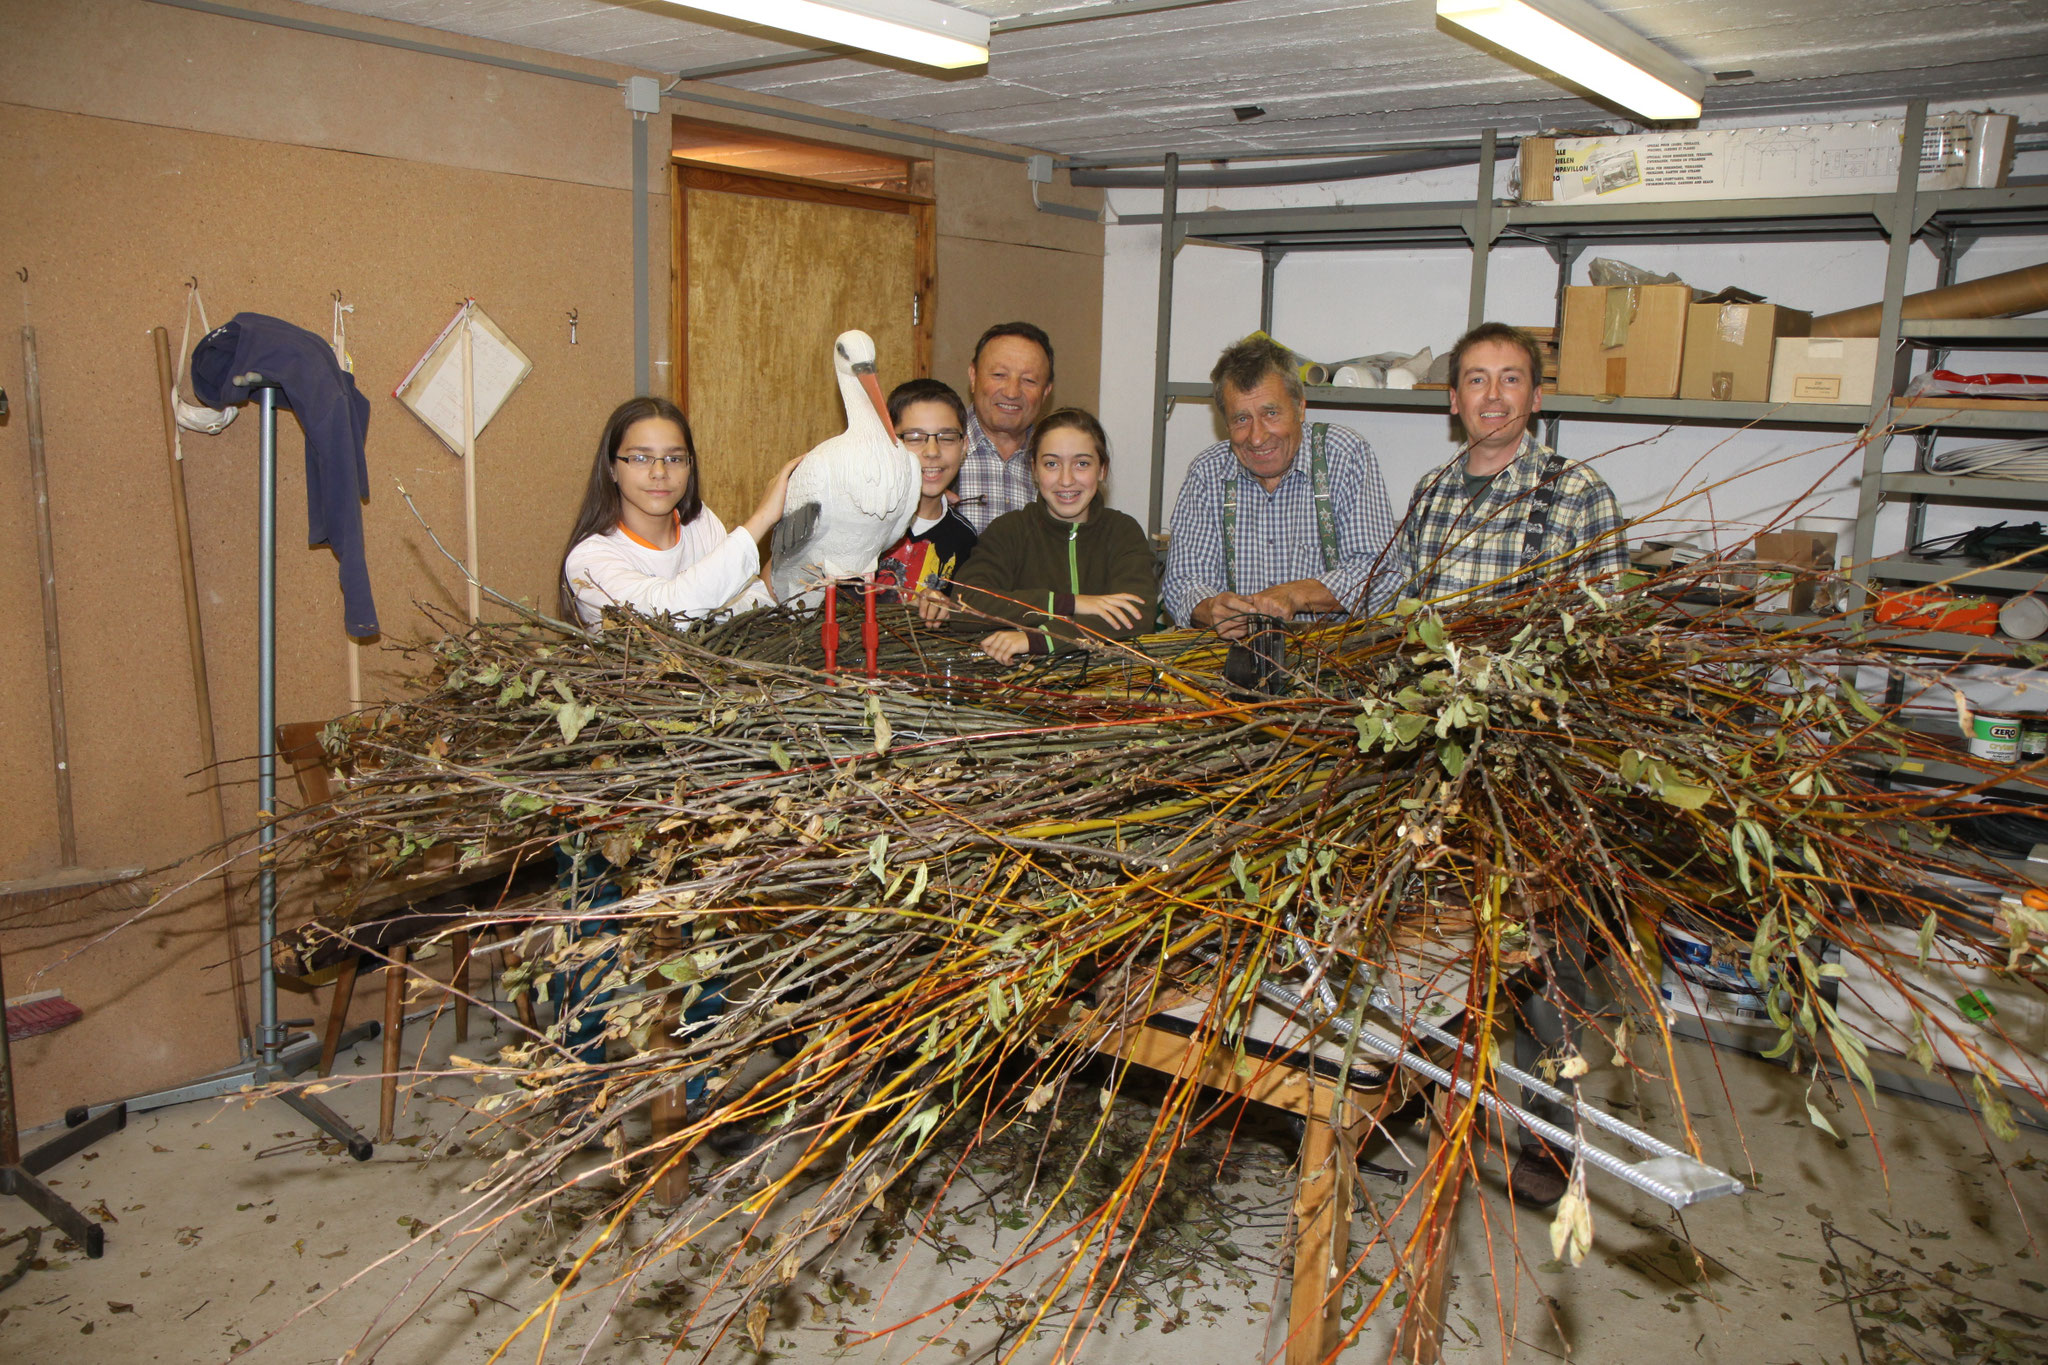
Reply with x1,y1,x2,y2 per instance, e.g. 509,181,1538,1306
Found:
394,302,531,454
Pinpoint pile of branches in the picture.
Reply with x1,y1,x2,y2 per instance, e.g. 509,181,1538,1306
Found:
276,583,2048,1360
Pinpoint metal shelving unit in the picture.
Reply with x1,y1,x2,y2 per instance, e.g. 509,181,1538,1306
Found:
1138,102,2048,663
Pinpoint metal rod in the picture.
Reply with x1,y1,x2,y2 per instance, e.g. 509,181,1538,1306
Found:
1145,152,1179,539
258,387,280,1068
1259,249,1277,335
1290,933,1692,1164
1466,129,1496,332
1256,975,1743,1210
633,113,651,396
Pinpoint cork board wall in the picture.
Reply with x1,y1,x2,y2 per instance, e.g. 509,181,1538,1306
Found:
0,100,657,1123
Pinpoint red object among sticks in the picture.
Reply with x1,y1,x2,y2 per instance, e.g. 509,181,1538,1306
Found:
821,586,839,675
862,580,879,679
6,996,82,1040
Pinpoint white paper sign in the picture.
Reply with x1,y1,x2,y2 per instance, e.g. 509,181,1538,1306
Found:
394,302,532,455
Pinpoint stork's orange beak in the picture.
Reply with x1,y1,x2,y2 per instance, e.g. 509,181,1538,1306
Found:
858,367,891,434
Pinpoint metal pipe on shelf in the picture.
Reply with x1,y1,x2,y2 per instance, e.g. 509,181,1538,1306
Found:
1146,153,1179,539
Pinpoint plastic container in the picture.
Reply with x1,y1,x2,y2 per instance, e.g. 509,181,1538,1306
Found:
1969,713,2020,764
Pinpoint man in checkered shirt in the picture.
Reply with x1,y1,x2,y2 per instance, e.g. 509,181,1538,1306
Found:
954,321,1056,534
1402,322,1628,605
1161,334,1405,637
1402,321,1628,1215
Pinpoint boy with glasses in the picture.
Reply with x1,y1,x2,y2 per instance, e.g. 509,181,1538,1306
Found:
875,378,978,602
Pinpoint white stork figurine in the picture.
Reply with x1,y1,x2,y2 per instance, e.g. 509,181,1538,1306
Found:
769,330,920,608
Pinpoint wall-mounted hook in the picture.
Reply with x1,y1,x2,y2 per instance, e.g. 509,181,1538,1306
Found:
16,267,27,284
333,288,344,303
568,308,579,345
186,275,198,290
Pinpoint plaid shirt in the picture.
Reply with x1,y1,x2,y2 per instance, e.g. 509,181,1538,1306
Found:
953,410,1037,534
1401,433,1630,605
1161,424,1406,626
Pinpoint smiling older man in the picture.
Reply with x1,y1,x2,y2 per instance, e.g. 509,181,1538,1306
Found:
1161,333,1405,637
954,321,1056,534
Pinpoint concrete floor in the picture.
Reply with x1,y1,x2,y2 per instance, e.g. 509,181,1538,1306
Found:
3,1006,2045,1364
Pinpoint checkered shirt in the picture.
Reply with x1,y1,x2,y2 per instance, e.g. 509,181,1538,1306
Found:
1161,424,1406,626
1400,433,1630,605
953,409,1037,535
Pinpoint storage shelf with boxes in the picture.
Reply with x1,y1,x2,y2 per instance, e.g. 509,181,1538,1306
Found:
1143,102,2048,677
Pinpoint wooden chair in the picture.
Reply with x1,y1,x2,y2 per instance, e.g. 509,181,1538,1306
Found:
274,722,541,1142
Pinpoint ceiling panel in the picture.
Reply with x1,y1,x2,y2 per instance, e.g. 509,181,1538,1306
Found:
294,0,2048,160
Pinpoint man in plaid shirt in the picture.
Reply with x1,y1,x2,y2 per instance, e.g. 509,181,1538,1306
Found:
1404,322,1627,1215
1403,322,1628,604
954,321,1055,534
1162,335,1405,637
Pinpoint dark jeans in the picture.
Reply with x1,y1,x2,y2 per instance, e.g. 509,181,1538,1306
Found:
555,846,728,1105
1514,908,1594,1155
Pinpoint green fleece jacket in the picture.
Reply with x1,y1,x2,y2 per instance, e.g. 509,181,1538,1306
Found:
950,497,1159,655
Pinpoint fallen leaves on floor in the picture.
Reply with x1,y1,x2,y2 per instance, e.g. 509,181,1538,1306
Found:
1822,1221,2048,1363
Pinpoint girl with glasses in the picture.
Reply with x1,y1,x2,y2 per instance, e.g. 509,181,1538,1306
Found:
557,396,800,628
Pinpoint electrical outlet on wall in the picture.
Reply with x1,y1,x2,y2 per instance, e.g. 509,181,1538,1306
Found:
1026,154,1054,184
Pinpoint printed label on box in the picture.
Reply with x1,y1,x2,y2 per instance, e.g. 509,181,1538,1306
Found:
1793,374,1844,401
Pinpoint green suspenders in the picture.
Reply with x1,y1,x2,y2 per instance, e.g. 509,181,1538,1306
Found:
1222,423,1339,595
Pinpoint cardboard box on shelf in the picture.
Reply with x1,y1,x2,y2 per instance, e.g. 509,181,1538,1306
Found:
1752,529,1837,613
1680,302,1812,402
1769,336,1881,405
1557,284,1692,397
1518,112,1978,205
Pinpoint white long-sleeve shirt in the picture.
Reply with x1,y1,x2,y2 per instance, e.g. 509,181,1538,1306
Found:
563,510,771,628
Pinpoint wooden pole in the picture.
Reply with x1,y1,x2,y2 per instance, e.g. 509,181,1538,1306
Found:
380,944,407,1143
461,312,480,624
21,326,75,866
152,326,255,1049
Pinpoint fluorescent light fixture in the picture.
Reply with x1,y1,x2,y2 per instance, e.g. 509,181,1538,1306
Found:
669,0,989,70
1437,0,1704,121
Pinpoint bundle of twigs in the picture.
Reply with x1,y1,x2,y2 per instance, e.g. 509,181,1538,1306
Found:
274,577,2047,1361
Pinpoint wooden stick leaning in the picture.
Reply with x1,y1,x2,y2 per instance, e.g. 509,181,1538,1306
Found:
20,326,74,866
151,326,256,1050
461,314,480,626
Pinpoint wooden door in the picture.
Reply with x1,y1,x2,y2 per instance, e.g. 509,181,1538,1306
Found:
674,164,934,529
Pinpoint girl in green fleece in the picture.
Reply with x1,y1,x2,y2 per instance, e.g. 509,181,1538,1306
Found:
924,408,1159,664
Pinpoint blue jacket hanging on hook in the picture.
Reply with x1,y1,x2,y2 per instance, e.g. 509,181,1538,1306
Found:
192,312,379,636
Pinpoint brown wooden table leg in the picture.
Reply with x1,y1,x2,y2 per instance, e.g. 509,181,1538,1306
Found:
450,929,472,1044
380,945,407,1144
1392,1099,1465,1365
649,1085,690,1205
497,926,539,1029
1287,1105,1353,1365
318,955,361,1078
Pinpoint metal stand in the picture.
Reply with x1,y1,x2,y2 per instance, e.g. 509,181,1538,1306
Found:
104,384,374,1159
0,939,126,1257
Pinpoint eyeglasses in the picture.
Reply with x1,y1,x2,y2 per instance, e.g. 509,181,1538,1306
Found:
613,453,690,468
897,429,965,452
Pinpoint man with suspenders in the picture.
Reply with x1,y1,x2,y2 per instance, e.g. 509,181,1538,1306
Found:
1162,334,1405,637
1402,321,1629,1211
